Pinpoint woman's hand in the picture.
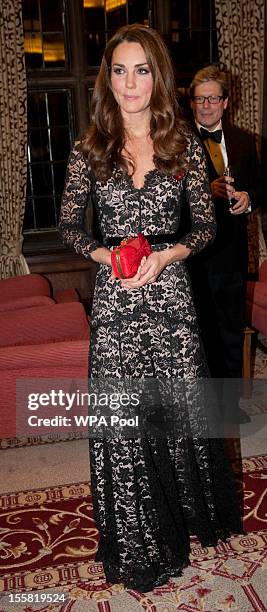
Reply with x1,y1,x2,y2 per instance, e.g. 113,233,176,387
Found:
111,242,190,288
110,255,146,282
91,246,112,266
120,251,168,289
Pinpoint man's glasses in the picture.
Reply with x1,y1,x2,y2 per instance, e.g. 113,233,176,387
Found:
191,95,224,105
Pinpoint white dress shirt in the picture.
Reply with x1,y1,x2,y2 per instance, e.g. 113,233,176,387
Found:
196,120,228,167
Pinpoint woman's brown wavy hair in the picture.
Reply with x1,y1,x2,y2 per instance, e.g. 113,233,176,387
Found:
81,23,188,181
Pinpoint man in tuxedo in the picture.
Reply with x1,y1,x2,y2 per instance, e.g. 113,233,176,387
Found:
187,65,262,423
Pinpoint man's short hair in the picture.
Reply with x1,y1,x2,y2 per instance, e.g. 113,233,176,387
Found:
190,65,229,99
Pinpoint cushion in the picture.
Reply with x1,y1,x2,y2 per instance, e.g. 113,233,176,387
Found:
0,339,89,370
0,302,89,348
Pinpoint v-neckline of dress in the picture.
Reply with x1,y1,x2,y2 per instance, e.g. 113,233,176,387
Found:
125,168,159,192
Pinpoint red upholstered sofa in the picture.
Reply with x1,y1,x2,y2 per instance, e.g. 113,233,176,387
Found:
0,273,80,312
246,260,267,337
0,275,90,439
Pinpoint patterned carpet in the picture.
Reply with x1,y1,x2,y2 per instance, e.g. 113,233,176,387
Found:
0,455,267,611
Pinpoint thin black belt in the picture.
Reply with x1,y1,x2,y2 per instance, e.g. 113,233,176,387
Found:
105,233,177,247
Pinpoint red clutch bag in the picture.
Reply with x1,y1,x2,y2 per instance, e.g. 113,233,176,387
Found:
111,233,152,279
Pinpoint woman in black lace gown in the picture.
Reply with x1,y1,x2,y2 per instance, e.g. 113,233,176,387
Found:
59,24,242,592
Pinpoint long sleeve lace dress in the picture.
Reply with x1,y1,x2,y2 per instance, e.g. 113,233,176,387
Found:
59,133,242,592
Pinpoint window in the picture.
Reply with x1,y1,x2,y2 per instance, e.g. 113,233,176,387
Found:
83,0,151,66
23,0,73,233
162,0,218,84
25,90,72,230
23,0,66,69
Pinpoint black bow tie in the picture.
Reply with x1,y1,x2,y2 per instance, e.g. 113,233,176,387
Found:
200,127,222,143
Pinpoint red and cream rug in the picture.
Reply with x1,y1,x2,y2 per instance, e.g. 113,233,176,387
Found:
0,455,266,611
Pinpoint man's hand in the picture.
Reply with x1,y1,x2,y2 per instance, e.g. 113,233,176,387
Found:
230,191,250,215
211,177,250,215
210,176,235,200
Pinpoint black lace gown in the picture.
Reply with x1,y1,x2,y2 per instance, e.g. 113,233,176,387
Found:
59,134,242,592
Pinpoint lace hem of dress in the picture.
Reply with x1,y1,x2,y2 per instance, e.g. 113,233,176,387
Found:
90,435,242,593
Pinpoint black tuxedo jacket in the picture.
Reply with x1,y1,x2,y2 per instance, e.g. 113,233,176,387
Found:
180,121,262,278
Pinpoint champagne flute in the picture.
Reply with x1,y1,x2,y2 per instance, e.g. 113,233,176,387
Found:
224,165,235,208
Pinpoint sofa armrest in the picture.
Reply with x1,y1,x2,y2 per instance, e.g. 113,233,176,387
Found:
0,295,55,313
0,274,51,302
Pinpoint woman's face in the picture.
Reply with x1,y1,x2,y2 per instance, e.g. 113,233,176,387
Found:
110,41,153,119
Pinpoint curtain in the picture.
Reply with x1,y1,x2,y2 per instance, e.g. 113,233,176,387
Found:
214,0,266,273
0,0,29,279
